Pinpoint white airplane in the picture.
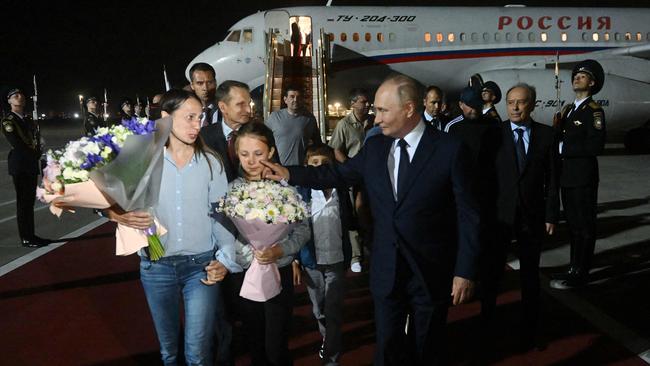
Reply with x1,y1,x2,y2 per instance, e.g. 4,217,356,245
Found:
187,5,650,139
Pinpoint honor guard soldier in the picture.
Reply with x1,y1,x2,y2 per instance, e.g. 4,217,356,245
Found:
550,59,606,290
118,97,134,121
481,81,502,122
83,96,102,135
1,88,51,248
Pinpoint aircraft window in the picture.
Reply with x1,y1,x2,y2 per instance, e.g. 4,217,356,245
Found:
647,33,650,41
528,32,535,42
340,32,347,42
604,32,610,41
436,33,444,43
329,33,335,42
243,29,253,43
516,32,524,42
541,32,547,42
494,33,501,42
483,32,490,42
561,32,568,42
365,33,371,42
226,30,241,42
424,32,432,43
389,33,396,42
447,33,455,42
460,33,466,42
505,32,512,42
377,33,384,42
625,32,632,41
353,33,360,42
614,33,621,41
471,33,478,42
592,33,599,42
582,33,588,41
636,32,642,41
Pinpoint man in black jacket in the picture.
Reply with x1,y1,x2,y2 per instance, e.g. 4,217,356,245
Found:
480,83,559,351
550,60,606,290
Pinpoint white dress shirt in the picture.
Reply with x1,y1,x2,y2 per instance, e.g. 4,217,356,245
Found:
387,120,426,200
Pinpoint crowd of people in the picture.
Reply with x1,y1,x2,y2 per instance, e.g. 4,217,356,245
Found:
1,58,606,365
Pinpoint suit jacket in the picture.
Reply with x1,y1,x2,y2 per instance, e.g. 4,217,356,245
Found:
421,111,449,131
494,120,560,228
558,97,606,187
289,123,480,300
200,120,237,182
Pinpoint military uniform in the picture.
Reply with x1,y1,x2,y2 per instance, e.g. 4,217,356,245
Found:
483,106,502,123
482,81,502,123
2,109,45,246
83,96,104,135
553,60,606,288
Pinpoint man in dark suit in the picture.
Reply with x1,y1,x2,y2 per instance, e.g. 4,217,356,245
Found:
200,80,252,183
189,62,221,126
199,80,251,366
263,74,480,366
422,85,449,131
480,83,559,352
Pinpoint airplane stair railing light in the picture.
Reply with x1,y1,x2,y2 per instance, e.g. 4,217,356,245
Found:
263,29,277,121
315,28,330,141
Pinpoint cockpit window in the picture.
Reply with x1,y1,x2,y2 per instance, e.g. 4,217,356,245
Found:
226,30,241,42
243,29,253,43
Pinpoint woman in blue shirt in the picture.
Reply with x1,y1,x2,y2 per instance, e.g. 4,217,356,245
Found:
107,89,240,366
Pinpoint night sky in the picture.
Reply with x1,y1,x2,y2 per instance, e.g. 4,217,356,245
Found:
1,0,643,115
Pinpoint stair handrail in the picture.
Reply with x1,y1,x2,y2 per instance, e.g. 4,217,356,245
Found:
263,29,277,121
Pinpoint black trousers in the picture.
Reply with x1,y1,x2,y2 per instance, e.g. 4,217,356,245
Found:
12,174,37,240
480,218,542,338
241,264,294,366
373,250,449,366
215,271,245,366
561,185,598,277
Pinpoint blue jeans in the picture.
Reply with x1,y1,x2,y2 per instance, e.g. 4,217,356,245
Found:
140,250,220,366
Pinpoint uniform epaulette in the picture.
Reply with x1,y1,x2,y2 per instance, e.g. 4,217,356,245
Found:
588,100,602,110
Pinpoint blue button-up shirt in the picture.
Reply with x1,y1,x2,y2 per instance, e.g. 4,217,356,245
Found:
511,121,531,153
153,149,241,273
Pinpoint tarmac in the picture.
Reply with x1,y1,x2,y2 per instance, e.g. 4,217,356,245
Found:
1,119,649,363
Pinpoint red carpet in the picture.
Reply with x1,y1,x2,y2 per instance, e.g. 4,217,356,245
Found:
0,222,644,365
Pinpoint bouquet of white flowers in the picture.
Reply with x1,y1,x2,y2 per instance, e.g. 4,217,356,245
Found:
36,117,171,259
217,179,308,301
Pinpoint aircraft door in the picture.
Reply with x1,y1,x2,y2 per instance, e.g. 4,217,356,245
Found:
265,10,291,55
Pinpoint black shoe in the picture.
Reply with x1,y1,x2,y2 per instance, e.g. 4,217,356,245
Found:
21,236,51,248
549,275,587,290
550,268,578,280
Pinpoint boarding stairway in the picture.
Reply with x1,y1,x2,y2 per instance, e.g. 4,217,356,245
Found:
263,29,330,141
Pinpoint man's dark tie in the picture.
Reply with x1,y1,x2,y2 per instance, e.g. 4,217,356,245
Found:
227,130,238,167
202,107,213,127
397,139,410,200
515,128,527,174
